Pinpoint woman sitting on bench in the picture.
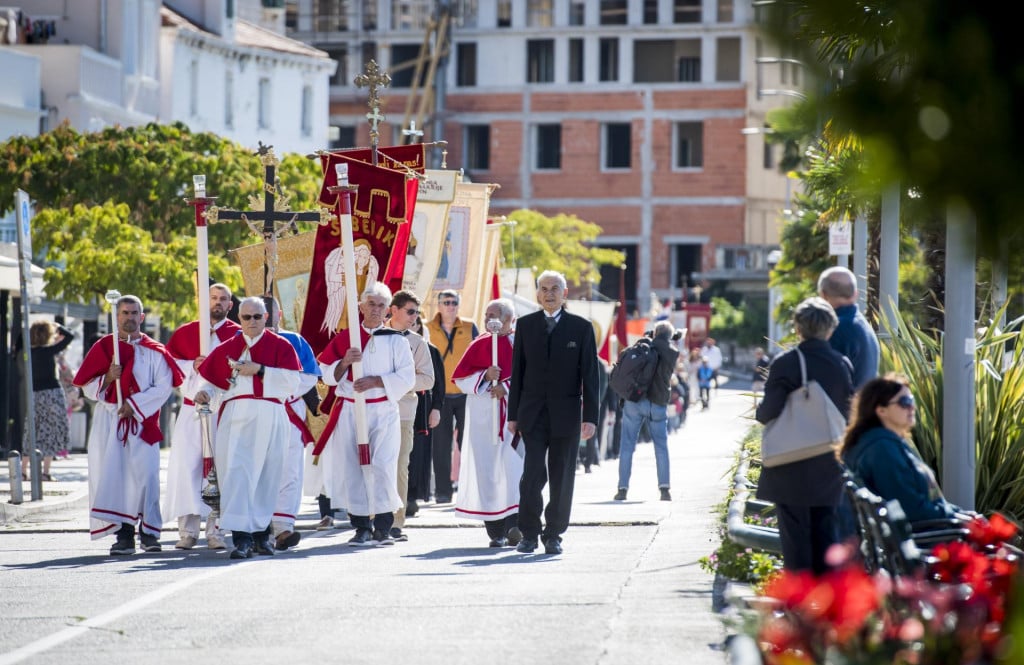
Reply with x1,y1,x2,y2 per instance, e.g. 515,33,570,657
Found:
840,374,969,524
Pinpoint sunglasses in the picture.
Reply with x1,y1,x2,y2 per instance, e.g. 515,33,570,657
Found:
889,394,915,410
240,313,264,321
401,307,420,315
440,300,459,306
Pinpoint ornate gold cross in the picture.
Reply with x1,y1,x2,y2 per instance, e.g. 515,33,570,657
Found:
354,59,391,165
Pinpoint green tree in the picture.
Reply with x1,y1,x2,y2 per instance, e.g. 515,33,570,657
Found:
31,201,241,327
500,209,624,286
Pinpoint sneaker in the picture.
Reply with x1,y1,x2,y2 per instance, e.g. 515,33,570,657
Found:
174,535,198,550
140,534,162,552
372,530,395,546
614,489,628,501
347,529,374,547
660,488,672,502
389,527,408,542
316,516,335,531
206,534,227,550
109,537,135,556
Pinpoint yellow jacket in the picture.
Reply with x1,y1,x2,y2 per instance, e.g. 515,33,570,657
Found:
425,313,478,395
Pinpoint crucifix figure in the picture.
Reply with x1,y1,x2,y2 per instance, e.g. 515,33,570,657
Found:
204,143,334,302
402,120,424,144
354,59,391,166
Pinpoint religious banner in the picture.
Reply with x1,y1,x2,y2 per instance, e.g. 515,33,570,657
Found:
565,299,617,356
425,181,499,327
229,231,316,332
402,169,458,298
300,153,419,356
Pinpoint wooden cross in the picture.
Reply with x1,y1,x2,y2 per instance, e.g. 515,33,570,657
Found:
402,120,424,144
204,143,334,299
354,59,391,166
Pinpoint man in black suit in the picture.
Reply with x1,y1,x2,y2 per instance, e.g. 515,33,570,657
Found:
507,270,600,555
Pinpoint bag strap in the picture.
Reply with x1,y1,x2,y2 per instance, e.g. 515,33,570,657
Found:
795,347,809,393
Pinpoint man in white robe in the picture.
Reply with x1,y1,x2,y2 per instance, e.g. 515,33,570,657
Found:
312,283,415,547
195,297,301,560
162,283,239,550
73,295,183,555
452,299,524,547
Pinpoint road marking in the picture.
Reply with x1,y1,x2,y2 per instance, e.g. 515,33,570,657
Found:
0,564,236,664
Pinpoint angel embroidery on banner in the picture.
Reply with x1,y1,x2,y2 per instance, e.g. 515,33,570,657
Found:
321,238,380,334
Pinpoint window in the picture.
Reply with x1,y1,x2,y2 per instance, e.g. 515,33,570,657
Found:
600,0,627,25
717,0,733,22
604,123,631,169
452,0,478,27
330,125,356,150
465,125,490,170
258,77,271,129
315,0,349,31
678,57,701,82
224,70,234,128
362,0,377,30
599,38,619,82
392,0,431,30
568,38,584,82
634,39,701,82
569,1,585,25
674,0,702,23
301,85,313,136
322,45,348,85
285,1,298,30
763,126,775,169
390,43,423,88
497,0,511,27
643,0,658,24
535,124,561,169
527,40,555,83
457,42,477,86
675,122,703,168
527,0,554,27
188,60,199,117
716,37,741,81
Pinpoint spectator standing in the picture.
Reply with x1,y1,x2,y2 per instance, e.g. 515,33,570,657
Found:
818,266,880,389
425,289,478,503
702,337,723,389
696,359,714,409
751,347,771,405
613,321,680,502
755,297,854,574
23,321,75,481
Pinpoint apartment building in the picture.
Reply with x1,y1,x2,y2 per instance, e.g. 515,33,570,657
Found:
292,0,796,308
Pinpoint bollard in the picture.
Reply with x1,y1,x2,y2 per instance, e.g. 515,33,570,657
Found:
8,451,24,505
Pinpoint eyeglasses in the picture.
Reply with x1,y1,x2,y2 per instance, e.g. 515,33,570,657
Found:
240,314,264,321
402,307,419,316
440,300,459,306
889,394,915,410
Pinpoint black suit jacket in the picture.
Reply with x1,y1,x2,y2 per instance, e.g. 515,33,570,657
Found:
508,308,600,438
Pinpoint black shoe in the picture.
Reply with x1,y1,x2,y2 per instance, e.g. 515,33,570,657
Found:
405,499,419,517
516,538,538,553
614,489,628,501
435,495,452,504
139,534,162,553
348,529,374,547
229,541,254,559
254,535,275,556
372,529,395,546
390,527,408,542
489,537,508,548
110,536,136,555
543,537,563,555
506,527,523,547
660,488,672,501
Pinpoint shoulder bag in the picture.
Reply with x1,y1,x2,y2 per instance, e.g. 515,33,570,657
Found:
760,348,847,468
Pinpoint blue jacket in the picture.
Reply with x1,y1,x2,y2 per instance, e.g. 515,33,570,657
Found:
843,426,958,523
829,304,880,389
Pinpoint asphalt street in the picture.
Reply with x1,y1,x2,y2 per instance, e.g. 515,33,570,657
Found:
0,383,755,665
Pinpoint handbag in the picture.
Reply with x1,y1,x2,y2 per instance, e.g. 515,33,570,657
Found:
760,348,847,467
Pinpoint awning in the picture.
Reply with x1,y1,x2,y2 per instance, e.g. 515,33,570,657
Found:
0,254,45,294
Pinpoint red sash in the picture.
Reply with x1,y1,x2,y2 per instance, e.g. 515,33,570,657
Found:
310,394,389,457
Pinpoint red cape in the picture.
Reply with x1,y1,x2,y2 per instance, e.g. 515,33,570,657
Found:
73,333,185,444
166,320,241,360
451,332,513,384
197,330,301,394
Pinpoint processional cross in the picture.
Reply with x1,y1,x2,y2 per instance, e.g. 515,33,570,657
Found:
354,59,391,166
204,142,334,299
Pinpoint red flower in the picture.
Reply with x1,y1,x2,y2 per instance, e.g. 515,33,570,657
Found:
966,512,1019,549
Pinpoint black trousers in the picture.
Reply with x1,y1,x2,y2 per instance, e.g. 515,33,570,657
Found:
350,513,393,534
432,394,467,500
408,429,432,502
518,429,579,542
776,503,839,576
484,514,519,541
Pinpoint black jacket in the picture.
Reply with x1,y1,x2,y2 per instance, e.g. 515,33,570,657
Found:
414,341,446,433
508,308,600,438
645,334,680,406
754,338,854,506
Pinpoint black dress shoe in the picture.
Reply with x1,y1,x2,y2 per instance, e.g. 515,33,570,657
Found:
516,538,538,553
405,499,419,517
229,541,254,559
543,537,563,555
488,537,508,548
254,536,275,556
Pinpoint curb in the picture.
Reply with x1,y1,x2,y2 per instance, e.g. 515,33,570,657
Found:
0,488,90,527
